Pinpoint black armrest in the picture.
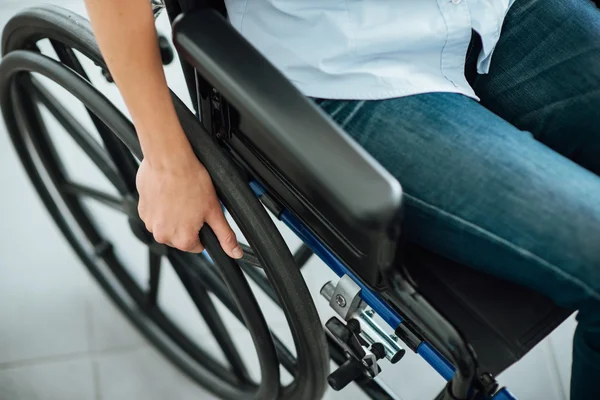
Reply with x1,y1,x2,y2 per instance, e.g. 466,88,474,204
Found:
172,9,401,227
172,9,403,285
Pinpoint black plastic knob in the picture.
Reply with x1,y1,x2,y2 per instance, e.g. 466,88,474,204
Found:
346,318,361,334
370,343,386,360
327,359,364,391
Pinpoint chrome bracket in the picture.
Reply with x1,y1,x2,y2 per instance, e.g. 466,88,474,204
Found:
321,275,405,364
321,275,365,320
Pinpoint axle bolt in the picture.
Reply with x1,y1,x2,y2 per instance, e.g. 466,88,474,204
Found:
335,294,347,308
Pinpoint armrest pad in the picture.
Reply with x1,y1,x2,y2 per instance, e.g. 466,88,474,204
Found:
172,9,402,229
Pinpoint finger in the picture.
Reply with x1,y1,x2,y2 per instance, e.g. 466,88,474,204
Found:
137,200,147,220
171,231,205,254
153,230,170,245
152,229,176,249
206,209,242,259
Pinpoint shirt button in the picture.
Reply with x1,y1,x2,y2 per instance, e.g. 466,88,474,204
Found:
452,0,461,4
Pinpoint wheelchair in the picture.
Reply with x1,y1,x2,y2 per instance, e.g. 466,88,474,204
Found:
0,1,573,399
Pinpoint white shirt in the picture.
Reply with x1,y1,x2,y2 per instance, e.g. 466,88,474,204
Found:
224,0,516,100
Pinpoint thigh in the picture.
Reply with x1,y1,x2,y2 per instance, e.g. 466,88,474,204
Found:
316,93,600,310
473,0,600,174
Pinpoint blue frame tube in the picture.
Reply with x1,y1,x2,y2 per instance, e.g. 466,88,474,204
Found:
416,342,455,381
248,182,518,400
280,209,402,328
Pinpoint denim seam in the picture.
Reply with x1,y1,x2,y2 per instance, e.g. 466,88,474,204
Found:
403,192,600,302
340,100,366,127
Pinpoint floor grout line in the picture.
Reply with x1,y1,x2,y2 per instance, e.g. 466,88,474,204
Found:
91,359,103,400
85,297,95,353
0,344,148,371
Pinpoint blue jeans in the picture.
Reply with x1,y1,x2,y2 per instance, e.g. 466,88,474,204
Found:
315,0,600,398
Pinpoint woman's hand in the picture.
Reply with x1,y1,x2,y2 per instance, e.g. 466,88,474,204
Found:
84,0,241,258
136,148,243,258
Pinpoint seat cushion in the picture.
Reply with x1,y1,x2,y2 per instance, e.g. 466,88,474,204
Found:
402,244,572,375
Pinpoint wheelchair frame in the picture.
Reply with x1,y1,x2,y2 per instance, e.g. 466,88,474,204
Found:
163,1,519,399
0,0,557,398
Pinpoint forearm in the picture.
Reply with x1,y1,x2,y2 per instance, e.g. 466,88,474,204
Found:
84,0,192,163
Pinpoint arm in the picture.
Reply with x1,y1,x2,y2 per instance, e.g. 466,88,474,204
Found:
84,0,242,258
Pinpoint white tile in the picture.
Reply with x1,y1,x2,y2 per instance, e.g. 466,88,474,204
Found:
498,340,564,400
86,284,146,352
0,0,100,366
323,377,402,400
547,315,577,399
0,130,94,364
0,277,90,364
0,358,95,400
95,346,215,400
0,121,96,293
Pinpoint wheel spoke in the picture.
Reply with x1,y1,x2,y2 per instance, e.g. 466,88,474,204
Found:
51,40,139,194
169,259,252,383
239,242,312,270
100,248,245,387
293,244,313,269
174,251,299,377
239,243,262,268
61,181,125,213
146,249,162,308
29,78,129,194
240,262,275,301
13,75,106,246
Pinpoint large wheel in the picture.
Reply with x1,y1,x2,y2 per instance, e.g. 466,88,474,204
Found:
0,6,329,400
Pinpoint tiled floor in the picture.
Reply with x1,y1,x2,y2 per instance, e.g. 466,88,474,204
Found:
0,1,574,399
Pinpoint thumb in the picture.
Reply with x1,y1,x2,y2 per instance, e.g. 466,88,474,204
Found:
206,209,243,259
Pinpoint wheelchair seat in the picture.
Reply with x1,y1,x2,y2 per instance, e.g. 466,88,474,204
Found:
403,245,571,376
172,6,572,383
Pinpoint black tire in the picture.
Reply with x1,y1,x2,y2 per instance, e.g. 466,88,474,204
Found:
0,5,328,400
